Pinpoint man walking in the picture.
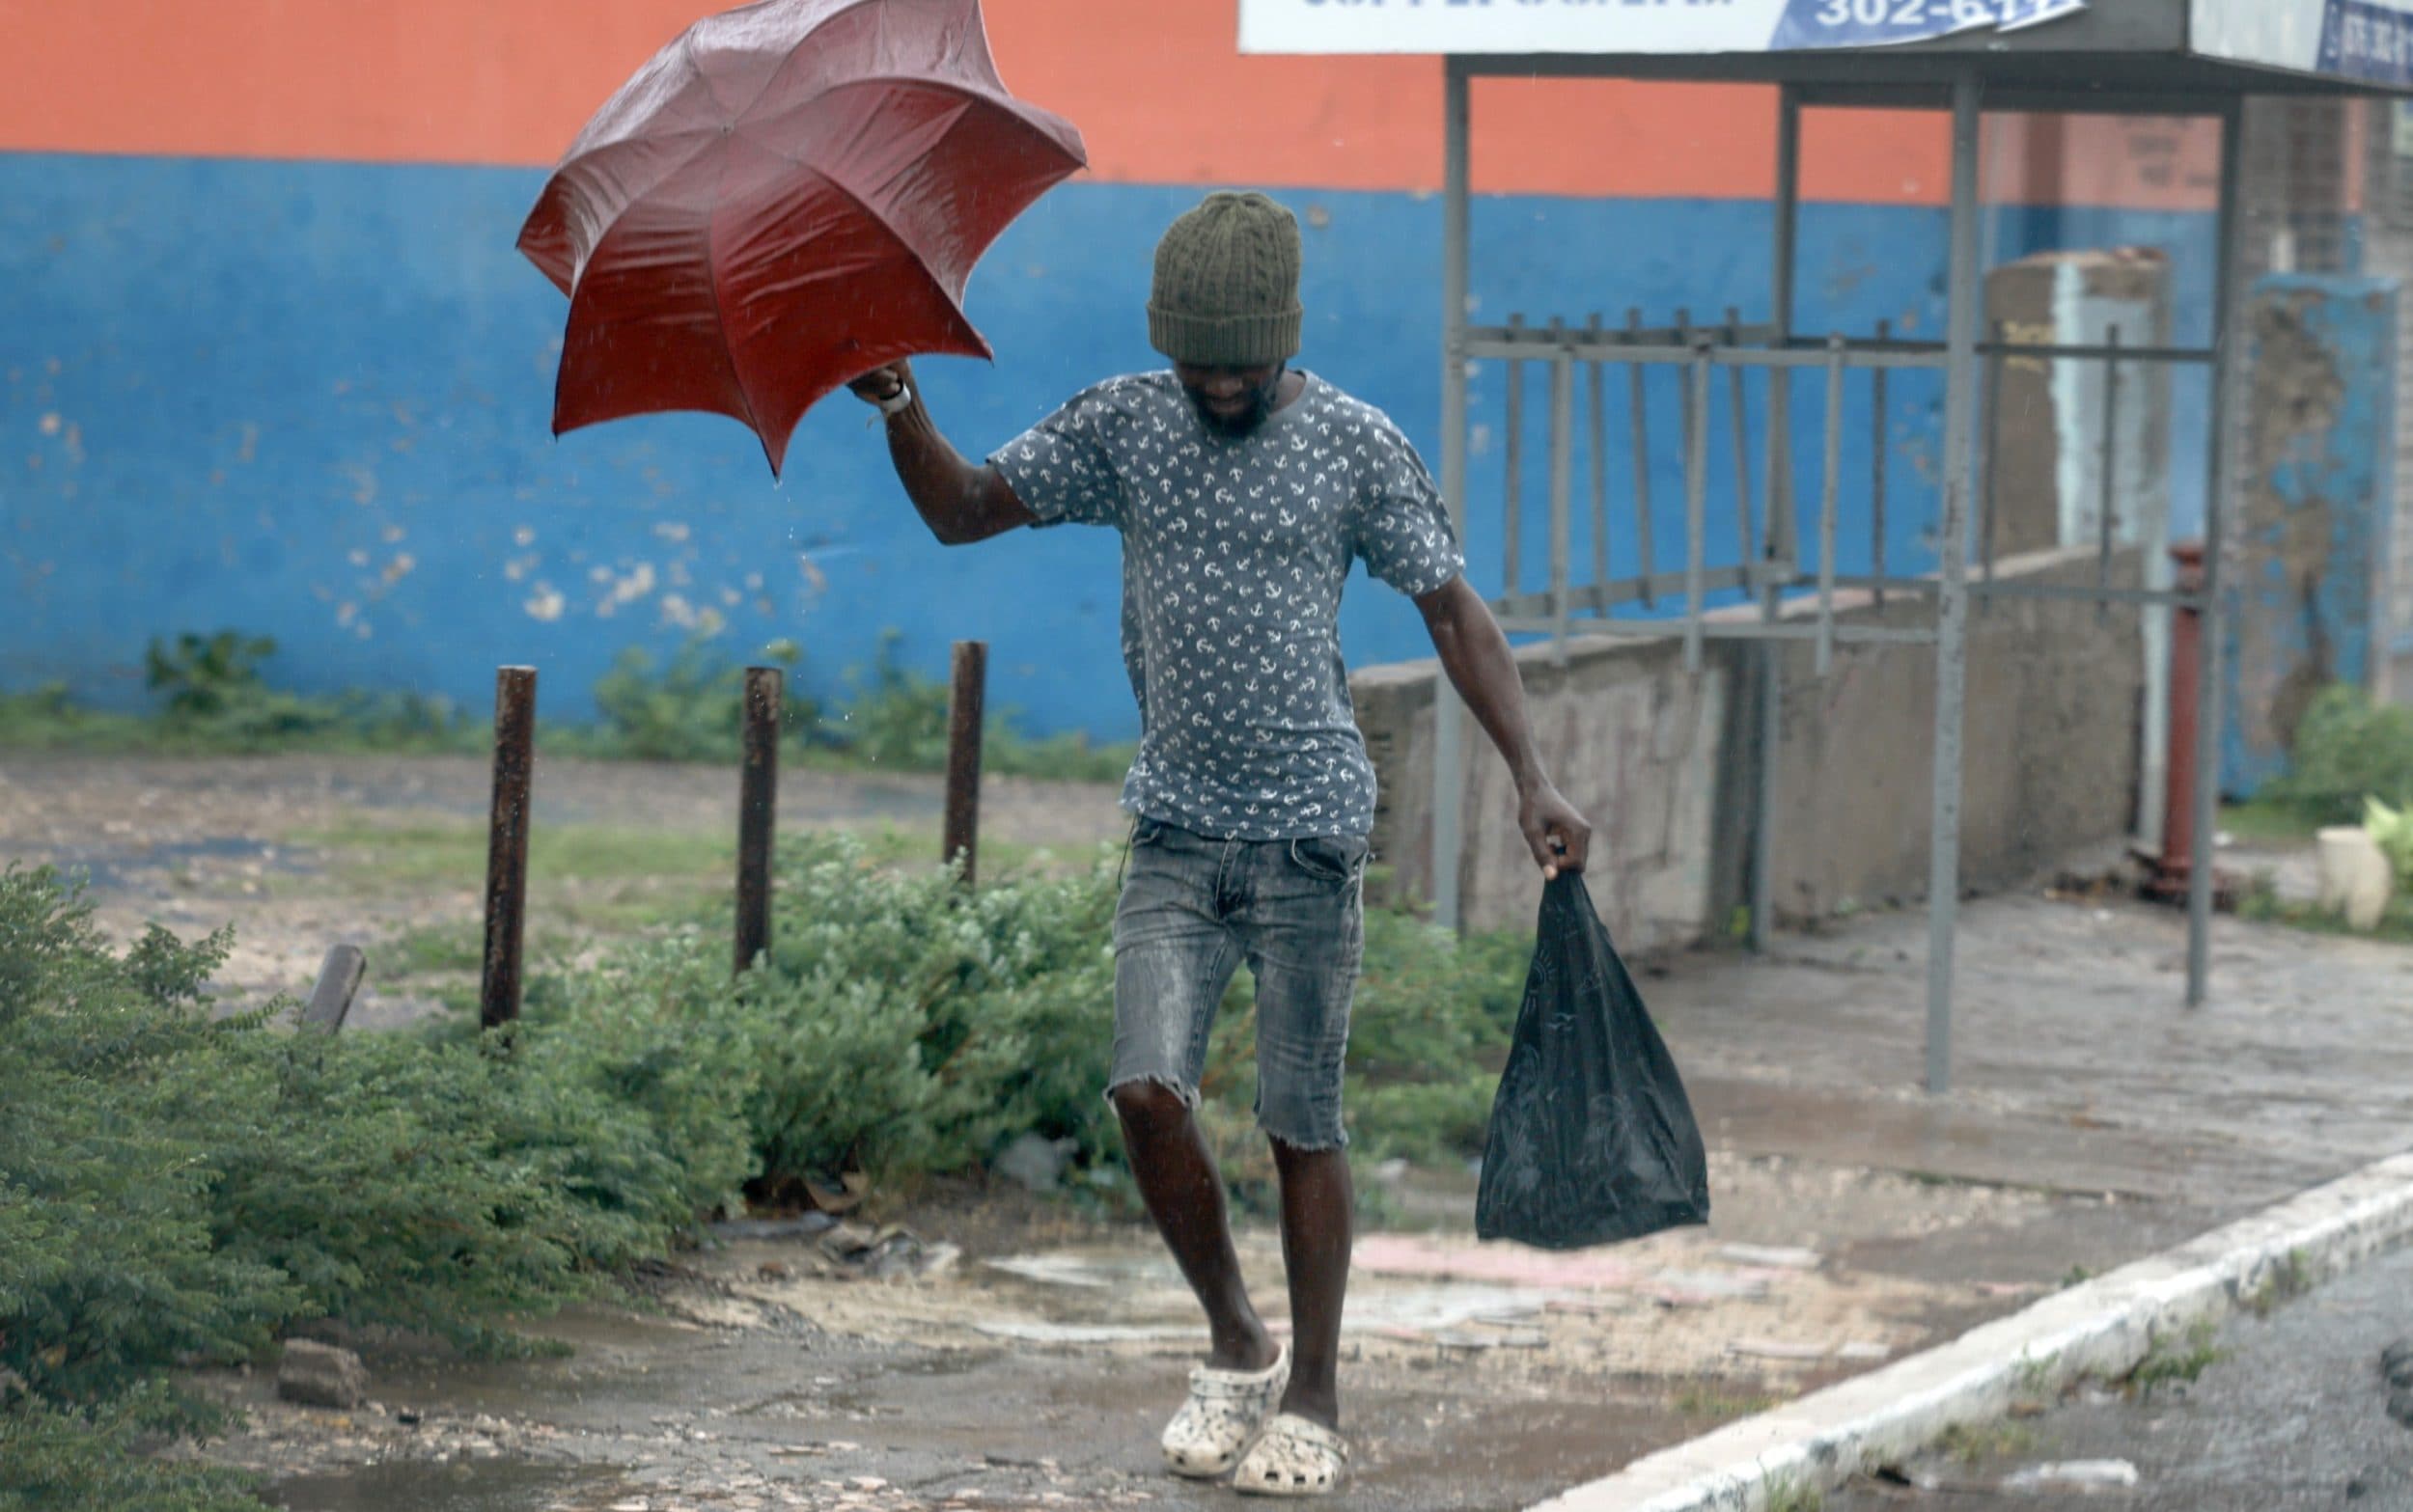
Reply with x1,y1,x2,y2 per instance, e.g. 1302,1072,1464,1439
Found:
847,190,1590,1498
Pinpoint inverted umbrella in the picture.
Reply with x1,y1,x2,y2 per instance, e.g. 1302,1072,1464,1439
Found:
517,0,1086,475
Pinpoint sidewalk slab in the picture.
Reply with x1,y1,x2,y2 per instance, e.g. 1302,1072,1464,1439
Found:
1529,1151,2413,1512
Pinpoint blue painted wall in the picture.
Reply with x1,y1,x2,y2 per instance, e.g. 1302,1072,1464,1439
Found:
2221,274,2399,796
0,151,2225,737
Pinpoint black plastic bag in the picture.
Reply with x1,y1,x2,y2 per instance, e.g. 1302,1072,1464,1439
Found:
1475,873,1710,1250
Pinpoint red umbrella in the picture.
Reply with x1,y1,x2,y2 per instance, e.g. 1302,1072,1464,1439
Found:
516,0,1085,476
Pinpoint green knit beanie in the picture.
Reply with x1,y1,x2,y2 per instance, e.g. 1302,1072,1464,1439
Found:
1148,191,1303,368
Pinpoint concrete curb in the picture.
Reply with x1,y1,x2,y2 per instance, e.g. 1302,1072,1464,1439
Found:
1526,1150,2413,1512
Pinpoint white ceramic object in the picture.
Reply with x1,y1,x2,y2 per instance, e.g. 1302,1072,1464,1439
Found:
2316,826,2395,930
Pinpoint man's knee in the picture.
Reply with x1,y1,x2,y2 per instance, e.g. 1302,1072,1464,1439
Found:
1109,1079,1192,1134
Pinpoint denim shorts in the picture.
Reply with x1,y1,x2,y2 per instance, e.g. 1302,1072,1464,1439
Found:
1109,818,1370,1151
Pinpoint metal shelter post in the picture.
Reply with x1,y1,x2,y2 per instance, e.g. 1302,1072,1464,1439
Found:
1433,55,1472,931
1926,72,1984,1096
2189,98,2247,1006
1752,86,1802,955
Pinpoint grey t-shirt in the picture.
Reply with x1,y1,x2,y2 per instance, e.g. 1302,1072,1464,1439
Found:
990,371,1463,840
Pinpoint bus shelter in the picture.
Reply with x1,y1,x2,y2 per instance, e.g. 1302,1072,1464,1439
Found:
1240,1,2413,1092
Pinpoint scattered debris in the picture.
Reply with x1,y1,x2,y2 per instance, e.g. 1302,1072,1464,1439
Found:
1717,1244,1820,1271
1872,1464,1943,1493
1727,1338,1829,1362
805,1173,870,1216
1543,1297,1635,1317
277,1339,369,1410
2002,1459,2141,1495
1650,1269,1774,1302
818,1223,959,1281
712,1213,839,1241
1725,1337,1890,1363
974,1322,1201,1344
1432,1328,1547,1352
985,1253,1136,1289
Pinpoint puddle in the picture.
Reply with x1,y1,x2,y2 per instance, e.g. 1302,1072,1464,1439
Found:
266,1460,621,1512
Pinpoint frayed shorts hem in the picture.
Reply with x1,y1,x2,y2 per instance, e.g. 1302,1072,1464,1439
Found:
1102,1073,1203,1112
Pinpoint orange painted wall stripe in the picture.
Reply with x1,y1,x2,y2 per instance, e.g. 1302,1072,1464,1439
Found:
0,0,1942,201
0,0,2233,212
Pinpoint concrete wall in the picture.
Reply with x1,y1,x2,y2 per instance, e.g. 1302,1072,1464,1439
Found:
1353,547,2143,945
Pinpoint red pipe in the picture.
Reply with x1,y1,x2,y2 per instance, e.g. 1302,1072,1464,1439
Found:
2155,541,2205,893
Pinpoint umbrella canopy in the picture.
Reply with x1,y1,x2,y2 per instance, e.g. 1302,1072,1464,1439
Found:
517,0,1086,475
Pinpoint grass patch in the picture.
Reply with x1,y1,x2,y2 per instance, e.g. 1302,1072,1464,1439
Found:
378,921,485,977
2219,799,2319,847
0,628,1137,785
1670,1382,1783,1421
2237,874,2413,947
1761,1477,1824,1512
2242,1249,2314,1320
2014,1350,2057,1397
296,817,735,891
2125,1318,2225,1399
1936,1419,2038,1466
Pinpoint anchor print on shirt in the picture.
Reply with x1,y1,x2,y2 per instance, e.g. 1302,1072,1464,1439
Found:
990,371,1462,840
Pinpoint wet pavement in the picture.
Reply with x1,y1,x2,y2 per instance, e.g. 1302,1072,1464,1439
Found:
1653,893,2413,1218
1829,1236,2413,1511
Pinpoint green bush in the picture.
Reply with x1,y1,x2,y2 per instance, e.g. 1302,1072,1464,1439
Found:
582,637,818,765
144,631,278,720
139,630,475,755
723,836,1120,1187
0,866,753,1495
2268,685,2413,823
0,1385,264,1512
548,834,1524,1197
811,630,1135,784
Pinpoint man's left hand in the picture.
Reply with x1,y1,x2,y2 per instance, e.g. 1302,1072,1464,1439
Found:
1519,783,1593,881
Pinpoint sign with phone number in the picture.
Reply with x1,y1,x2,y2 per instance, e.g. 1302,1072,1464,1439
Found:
1238,0,2088,56
1776,0,2086,50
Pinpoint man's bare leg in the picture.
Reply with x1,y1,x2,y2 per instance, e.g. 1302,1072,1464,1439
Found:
1112,1083,1281,1372
1269,1139,1351,1428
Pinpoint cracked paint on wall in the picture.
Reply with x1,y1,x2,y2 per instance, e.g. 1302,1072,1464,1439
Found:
2224,275,2400,796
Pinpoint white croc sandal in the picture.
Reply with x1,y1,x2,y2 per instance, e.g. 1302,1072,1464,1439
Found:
1233,1412,1349,1498
1160,1343,1290,1479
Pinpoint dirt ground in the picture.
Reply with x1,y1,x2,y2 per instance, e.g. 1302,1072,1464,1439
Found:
8,753,2403,1512
193,1148,2056,1512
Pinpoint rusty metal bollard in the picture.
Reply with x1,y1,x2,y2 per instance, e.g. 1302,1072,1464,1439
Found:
480,667,537,1031
2153,543,2206,898
943,642,987,886
735,666,782,974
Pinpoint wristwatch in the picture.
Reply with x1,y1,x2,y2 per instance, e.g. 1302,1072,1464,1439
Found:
875,381,914,418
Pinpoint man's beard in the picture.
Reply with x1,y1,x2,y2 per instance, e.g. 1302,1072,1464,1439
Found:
1187,373,1283,437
